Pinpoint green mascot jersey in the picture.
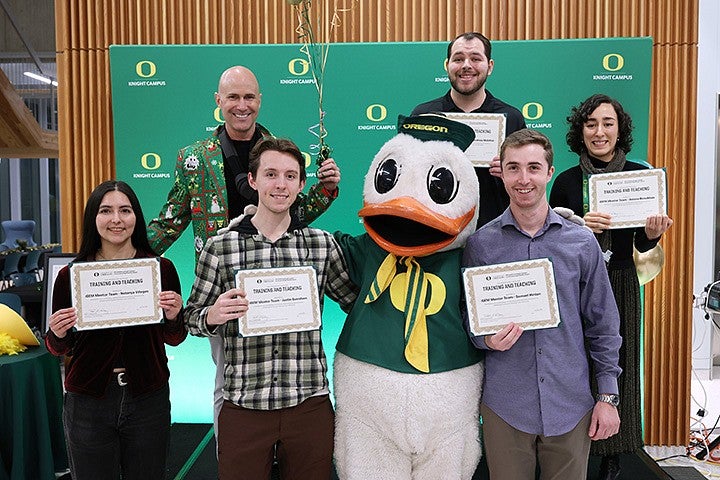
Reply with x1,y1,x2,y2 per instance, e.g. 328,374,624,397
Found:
334,232,483,374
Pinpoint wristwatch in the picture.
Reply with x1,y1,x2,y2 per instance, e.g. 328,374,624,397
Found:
595,393,620,407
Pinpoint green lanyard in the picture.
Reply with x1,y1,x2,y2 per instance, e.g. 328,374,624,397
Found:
582,173,590,216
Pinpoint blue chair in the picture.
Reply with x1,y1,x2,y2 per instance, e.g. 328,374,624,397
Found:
22,250,43,280
8,272,37,287
1,251,23,289
0,220,37,250
0,292,22,314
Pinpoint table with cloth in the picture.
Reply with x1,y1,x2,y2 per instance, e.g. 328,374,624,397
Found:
0,345,68,480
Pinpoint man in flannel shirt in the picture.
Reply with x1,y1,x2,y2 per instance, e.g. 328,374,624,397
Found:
184,137,357,480
147,65,342,439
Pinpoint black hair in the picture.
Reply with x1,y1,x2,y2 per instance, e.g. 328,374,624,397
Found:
75,180,156,261
566,93,634,155
447,32,492,60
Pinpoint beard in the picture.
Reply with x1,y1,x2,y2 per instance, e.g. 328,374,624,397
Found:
449,71,488,96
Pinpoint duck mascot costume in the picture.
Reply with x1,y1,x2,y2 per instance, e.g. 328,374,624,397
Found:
333,114,484,479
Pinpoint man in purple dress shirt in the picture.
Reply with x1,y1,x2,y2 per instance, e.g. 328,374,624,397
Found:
462,129,622,479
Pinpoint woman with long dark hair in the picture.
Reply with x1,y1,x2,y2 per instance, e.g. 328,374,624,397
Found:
45,180,187,480
549,94,673,480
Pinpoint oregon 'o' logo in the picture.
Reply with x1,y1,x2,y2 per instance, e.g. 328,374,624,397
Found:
135,61,157,78
522,102,543,121
288,58,310,76
214,107,223,123
602,54,624,72
366,104,387,122
141,153,162,170
302,152,312,168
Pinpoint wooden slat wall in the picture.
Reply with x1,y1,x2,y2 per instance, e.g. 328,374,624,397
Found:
55,0,697,446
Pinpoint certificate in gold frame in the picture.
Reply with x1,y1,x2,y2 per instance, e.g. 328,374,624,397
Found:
587,168,667,229
235,265,321,337
443,112,506,167
69,257,163,330
463,258,560,336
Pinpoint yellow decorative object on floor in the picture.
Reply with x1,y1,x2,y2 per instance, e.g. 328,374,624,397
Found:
0,303,39,355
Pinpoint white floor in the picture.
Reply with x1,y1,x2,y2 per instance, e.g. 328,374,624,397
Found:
645,366,720,479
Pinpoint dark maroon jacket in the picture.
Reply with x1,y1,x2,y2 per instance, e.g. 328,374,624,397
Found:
45,253,187,397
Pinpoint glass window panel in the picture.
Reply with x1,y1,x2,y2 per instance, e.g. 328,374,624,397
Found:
20,158,41,245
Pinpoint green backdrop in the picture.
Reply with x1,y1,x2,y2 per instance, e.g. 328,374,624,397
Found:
110,38,651,422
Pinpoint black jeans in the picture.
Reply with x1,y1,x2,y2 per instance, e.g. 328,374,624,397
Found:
63,380,170,480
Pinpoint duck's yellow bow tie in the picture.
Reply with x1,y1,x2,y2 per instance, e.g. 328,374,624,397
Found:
365,254,446,373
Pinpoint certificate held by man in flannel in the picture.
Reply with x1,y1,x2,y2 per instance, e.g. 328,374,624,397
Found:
235,266,321,337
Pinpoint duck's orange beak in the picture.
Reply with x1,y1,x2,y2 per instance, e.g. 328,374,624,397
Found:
359,196,475,257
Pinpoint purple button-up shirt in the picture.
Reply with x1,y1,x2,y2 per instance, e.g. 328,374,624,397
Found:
463,208,621,436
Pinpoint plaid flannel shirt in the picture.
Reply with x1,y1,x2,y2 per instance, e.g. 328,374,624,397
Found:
184,220,358,410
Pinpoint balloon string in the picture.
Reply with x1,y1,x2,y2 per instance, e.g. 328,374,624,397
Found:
291,0,356,155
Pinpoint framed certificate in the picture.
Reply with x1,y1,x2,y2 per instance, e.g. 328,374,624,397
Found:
444,112,506,167
69,258,163,330
463,258,561,336
235,266,321,337
587,168,667,228
42,253,75,335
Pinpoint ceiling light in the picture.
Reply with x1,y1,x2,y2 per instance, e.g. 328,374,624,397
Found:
23,71,58,86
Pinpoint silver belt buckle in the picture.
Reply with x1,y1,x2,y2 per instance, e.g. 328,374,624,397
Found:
117,372,127,386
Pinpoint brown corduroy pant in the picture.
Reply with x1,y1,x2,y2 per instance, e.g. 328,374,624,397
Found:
217,395,334,480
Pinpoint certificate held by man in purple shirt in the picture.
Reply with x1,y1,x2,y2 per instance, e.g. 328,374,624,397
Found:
462,257,561,336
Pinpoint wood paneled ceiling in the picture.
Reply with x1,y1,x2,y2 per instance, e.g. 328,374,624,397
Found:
0,67,57,158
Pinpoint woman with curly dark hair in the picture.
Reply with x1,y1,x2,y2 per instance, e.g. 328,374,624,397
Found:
549,94,673,480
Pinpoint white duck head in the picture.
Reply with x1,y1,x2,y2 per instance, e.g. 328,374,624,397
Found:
360,115,479,257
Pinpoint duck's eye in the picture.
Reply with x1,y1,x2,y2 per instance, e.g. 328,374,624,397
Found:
427,166,458,204
374,158,400,194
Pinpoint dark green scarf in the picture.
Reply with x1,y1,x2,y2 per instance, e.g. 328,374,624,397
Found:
580,149,626,254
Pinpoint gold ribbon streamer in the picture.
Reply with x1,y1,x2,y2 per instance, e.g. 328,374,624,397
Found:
288,1,356,160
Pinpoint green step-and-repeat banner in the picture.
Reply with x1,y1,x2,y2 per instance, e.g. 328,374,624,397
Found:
110,38,651,422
